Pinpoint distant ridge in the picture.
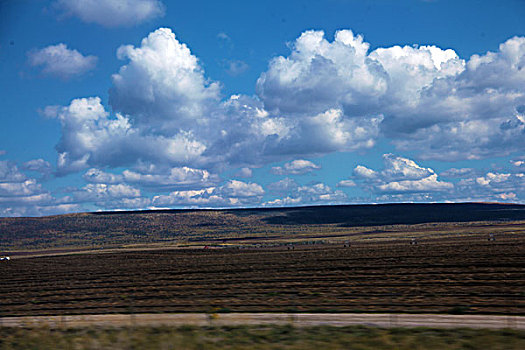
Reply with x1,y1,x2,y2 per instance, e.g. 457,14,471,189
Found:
92,202,525,216
89,202,525,226
1,202,524,251
255,202,525,226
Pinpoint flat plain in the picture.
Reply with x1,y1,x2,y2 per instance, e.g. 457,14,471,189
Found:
1,227,524,317
1,203,524,318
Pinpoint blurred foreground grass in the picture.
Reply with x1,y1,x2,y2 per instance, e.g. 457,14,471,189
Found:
1,325,524,350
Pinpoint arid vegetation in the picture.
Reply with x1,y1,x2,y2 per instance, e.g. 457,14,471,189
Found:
1,231,523,316
1,325,524,350
1,203,524,252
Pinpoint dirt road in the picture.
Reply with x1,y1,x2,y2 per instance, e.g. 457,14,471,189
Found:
1,313,523,330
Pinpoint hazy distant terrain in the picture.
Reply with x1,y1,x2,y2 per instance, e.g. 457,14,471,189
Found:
1,203,524,251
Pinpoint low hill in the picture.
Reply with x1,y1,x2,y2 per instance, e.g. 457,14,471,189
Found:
1,203,524,251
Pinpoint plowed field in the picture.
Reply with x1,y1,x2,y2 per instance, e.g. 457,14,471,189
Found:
1,233,524,316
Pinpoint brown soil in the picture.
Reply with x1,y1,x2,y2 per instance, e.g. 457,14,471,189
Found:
1,232,523,317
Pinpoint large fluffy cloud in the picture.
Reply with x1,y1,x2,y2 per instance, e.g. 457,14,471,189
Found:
33,27,525,215
257,30,387,116
104,27,525,170
54,26,525,176
258,30,525,160
379,36,525,160
28,44,97,79
45,96,207,174
53,0,165,27
49,29,359,174
50,28,391,175
109,28,221,131
108,28,379,165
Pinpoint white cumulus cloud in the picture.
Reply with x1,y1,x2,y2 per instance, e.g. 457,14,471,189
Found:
377,174,453,193
0,160,27,183
337,180,356,187
46,96,206,174
235,167,253,178
354,154,453,194
257,29,387,116
0,160,80,216
265,178,347,206
110,28,221,131
72,183,142,203
83,168,123,184
41,27,525,212
455,171,524,203
354,165,377,179
257,30,525,161
152,180,264,207
28,43,97,79
271,159,321,175
50,28,340,173
122,166,219,189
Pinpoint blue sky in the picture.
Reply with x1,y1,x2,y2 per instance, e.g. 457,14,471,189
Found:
0,0,524,216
